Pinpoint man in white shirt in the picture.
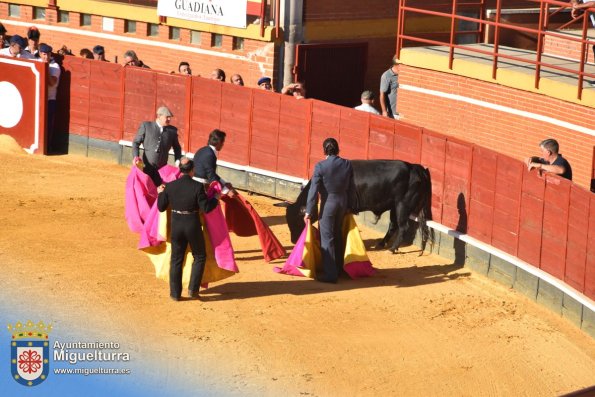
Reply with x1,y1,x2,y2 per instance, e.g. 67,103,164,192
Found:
39,43,61,152
354,90,381,115
0,35,35,59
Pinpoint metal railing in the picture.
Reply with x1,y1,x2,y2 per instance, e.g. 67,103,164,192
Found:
396,0,595,100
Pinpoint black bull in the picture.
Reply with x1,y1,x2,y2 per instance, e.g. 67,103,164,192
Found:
275,160,433,253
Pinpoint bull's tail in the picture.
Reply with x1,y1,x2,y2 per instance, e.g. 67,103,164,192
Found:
413,165,434,254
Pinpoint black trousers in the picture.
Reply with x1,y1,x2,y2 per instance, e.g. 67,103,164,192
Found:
169,213,207,298
319,200,346,282
143,162,163,187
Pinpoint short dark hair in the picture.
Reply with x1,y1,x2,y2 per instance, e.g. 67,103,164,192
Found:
323,137,339,156
208,129,226,146
178,61,190,70
540,138,559,154
179,158,194,174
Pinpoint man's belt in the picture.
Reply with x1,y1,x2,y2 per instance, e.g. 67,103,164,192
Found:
171,210,197,215
192,176,208,184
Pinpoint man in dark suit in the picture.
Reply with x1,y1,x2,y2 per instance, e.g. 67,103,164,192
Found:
193,129,236,197
304,138,357,283
157,157,219,301
132,106,182,186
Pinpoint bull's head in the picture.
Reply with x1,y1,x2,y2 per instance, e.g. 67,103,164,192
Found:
273,181,317,244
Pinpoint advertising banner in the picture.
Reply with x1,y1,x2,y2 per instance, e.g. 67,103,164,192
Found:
158,0,247,28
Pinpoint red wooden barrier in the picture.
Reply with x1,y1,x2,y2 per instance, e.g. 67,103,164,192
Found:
277,95,311,178
420,130,447,224
393,121,422,164
492,154,523,256
540,175,572,280
250,90,281,173
122,68,156,142
310,100,340,175
468,146,498,244
63,58,91,137
339,107,369,160
565,185,590,292
219,84,252,165
88,61,123,142
368,116,395,160
518,170,546,268
189,78,222,152
586,194,595,300
442,138,472,232
155,73,190,152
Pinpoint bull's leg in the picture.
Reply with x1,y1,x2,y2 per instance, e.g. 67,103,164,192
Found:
389,202,411,254
377,209,397,249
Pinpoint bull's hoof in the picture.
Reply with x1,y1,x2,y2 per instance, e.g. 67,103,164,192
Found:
376,240,386,250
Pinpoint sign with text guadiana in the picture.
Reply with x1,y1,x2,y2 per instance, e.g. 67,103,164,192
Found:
158,0,248,29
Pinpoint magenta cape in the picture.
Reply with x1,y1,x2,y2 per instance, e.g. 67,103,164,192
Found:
275,214,375,279
124,165,238,285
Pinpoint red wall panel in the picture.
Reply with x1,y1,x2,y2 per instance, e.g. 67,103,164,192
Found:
565,185,590,292
155,73,190,152
278,96,311,178
368,115,394,160
63,58,91,137
339,107,369,160
88,62,123,142
218,84,252,165
585,195,595,300
517,170,545,267
540,176,571,279
189,78,222,152
442,139,472,232
310,100,340,175
492,155,523,255
122,68,156,142
421,130,447,223
393,121,422,164
250,90,281,172
468,146,498,242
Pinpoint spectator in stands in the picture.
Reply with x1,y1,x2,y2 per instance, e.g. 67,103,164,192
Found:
123,50,150,68
79,48,94,59
258,76,273,91
231,74,244,86
178,61,191,75
526,138,573,181
57,45,72,56
25,26,41,58
354,90,380,115
0,23,8,48
571,0,595,67
93,45,107,61
39,43,61,152
210,68,226,82
380,55,400,119
282,82,306,99
0,35,34,59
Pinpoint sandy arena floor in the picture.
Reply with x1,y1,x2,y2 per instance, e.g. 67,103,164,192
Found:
0,136,594,396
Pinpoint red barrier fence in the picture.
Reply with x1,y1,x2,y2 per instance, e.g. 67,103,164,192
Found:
59,57,595,301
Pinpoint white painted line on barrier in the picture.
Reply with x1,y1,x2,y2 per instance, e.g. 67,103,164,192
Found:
400,84,595,136
426,220,595,313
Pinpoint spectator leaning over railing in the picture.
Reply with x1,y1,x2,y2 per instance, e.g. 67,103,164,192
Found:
178,61,191,75
93,45,108,62
354,90,380,115
123,50,150,68
210,68,226,82
525,138,573,181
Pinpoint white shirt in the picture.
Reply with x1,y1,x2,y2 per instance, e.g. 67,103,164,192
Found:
47,61,61,100
0,47,35,59
354,103,380,115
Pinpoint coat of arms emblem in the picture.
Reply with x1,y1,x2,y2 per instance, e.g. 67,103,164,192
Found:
8,320,52,386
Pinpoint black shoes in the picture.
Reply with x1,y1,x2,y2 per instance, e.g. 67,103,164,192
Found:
188,289,200,299
170,296,180,302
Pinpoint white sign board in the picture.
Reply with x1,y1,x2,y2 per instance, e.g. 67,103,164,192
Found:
158,0,248,29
